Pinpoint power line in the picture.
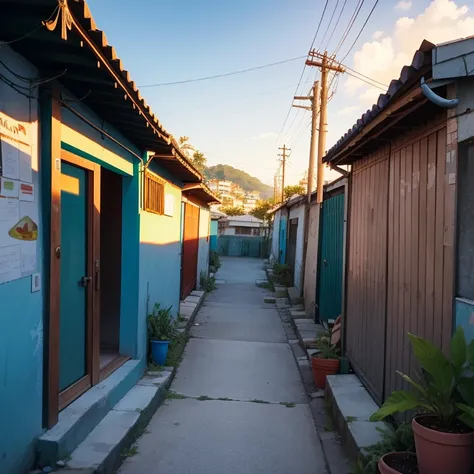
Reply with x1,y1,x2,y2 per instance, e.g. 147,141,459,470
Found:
341,0,380,62
332,0,365,56
343,63,387,87
139,56,306,88
325,0,348,51
277,0,330,143
345,70,386,90
320,0,340,49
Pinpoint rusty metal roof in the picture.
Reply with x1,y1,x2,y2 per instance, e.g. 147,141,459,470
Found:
324,40,435,165
0,0,201,182
182,182,221,206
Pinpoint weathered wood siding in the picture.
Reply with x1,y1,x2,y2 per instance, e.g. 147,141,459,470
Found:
345,115,455,403
346,146,389,402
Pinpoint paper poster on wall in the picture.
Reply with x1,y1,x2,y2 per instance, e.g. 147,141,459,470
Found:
19,144,32,183
0,198,20,247
164,193,175,217
0,177,19,198
0,245,21,284
19,182,34,202
0,139,20,180
18,201,38,272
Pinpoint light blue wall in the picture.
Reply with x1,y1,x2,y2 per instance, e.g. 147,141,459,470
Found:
0,47,44,474
455,298,474,344
210,220,218,251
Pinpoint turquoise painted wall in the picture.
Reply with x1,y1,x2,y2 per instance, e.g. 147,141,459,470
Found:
210,220,218,251
138,159,183,361
455,298,474,344
0,47,44,474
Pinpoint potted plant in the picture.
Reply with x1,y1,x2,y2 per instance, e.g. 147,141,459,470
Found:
378,452,418,474
311,328,340,389
147,304,177,366
370,327,474,474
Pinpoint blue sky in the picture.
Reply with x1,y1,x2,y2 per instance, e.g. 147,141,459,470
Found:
87,0,472,185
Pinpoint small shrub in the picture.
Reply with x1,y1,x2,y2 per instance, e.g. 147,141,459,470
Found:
272,263,293,287
200,271,216,292
147,304,177,341
209,250,221,270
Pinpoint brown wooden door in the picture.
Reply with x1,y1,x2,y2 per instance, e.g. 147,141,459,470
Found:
181,202,200,299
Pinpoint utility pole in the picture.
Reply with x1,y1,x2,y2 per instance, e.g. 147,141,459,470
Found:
306,50,344,203
294,81,320,203
278,145,290,202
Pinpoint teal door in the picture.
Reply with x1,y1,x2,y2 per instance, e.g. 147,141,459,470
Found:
317,193,345,321
279,217,287,264
59,162,89,391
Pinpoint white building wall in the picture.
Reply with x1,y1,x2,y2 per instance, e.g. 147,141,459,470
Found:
197,207,210,286
289,203,305,292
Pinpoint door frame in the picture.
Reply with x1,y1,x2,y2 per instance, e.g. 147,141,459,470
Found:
48,149,101,422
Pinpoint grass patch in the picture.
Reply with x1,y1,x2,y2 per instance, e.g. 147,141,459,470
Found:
346,415,357,423
275,291,287,298
250,399,270,404
280,402,296,408
323,422,334,432
256,281,275,291
165,333,189,367
197,395,213,401
147,362,165,372
121,446,138,458
218,397,232,401
166,390,187,400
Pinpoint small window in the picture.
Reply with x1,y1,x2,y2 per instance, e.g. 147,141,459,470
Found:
252,228,260,236
144,170,164,215
235,226,251,235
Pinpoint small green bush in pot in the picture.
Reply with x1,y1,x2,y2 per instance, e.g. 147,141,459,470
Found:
148,304,177,365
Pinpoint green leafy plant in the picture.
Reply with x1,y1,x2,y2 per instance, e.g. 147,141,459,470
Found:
352,424,415,474
147,304,177,342
209,250,221,270
314,336,340,360
272,263,293,287
200,271,216,292
370,327,474,430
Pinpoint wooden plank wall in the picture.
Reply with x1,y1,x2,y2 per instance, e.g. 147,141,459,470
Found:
385,124,454,398
346,145,390,403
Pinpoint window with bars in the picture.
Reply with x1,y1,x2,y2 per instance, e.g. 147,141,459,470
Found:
144,170,165,215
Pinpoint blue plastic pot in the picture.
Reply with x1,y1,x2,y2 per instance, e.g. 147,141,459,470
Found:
150,340,170,366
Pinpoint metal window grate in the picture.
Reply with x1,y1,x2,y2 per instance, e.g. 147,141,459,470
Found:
144,170,164,215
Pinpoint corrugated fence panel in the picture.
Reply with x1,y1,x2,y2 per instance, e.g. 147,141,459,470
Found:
384,126,454,398
346,147,389,403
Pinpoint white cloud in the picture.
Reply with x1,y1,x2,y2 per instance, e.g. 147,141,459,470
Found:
372,30,384,39
251,132,278,140
395,0,413,11
337,105,361,116
345,0,474,106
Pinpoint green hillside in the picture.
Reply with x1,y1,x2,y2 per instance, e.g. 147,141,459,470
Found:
204,164,273,199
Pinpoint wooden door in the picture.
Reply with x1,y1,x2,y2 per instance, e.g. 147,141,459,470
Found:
181,202,199,299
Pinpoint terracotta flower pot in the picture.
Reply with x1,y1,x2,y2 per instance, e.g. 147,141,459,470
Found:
378,452,417,474
311,356,339,389
413,415,474,474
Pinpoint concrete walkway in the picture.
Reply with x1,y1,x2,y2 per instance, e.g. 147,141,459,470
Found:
120,257,327,474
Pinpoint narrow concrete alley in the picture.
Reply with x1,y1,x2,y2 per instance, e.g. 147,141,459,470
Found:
120,257,327,474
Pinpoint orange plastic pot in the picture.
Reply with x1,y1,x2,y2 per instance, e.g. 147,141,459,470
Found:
311,356,339,389
378,452,417,474
413,415,474,474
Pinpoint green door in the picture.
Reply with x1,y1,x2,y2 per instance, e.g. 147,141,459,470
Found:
59,162,88,391
317,193,345,321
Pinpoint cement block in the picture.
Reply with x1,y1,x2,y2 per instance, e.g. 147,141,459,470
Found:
184,295,201,304
191,290,205,297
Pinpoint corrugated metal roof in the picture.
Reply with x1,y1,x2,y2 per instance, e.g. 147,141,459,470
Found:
324,40,435,164
0,0,202,182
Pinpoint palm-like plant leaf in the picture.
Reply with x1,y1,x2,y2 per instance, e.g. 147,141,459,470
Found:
369,391,422,422
457,403,474,430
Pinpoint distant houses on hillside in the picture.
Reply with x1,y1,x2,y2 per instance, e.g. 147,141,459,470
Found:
208,179,260,212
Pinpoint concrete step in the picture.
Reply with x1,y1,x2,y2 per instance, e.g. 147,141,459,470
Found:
326,374,391,461
63,370,172,473
37,360,143,468
287,287,303,305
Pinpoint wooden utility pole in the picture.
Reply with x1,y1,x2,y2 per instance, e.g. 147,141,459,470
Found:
306,50,344,203
278,145,290,202
294,81,320,203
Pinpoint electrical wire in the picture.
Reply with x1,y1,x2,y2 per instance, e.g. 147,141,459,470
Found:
325,0,348,51
341,0,380,63
276,0,329,143
0,5,60,47
139,56,307,88
343,63,387,87
344,70,386,90
320,0,340,50
332,0,365,56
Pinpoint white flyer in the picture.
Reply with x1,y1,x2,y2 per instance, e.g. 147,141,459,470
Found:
19,200,38,273
0,198,20,247
0,178,19,198
19,182,34,202
1,139,20,180
0,245,21,284
19,144,32,183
